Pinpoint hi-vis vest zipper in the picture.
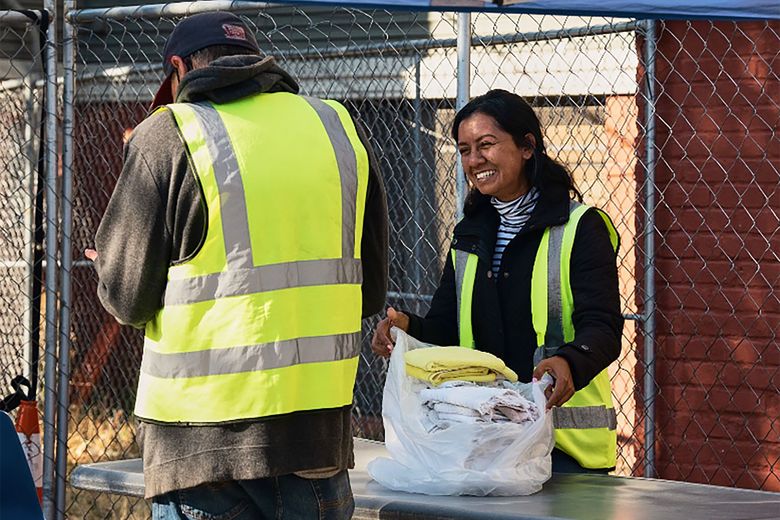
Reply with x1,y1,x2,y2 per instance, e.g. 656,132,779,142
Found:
452,201,619,469
134,92,369,424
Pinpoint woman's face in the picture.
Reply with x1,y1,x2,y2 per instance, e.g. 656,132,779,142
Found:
457,112,533,202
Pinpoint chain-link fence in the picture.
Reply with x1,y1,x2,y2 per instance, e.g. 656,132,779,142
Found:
648,19,779,489
0,10,42,403
63,11,645,512
0,7,61,517
0,2,777,518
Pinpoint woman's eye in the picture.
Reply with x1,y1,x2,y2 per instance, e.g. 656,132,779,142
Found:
458,148,469,156
479,141,494,149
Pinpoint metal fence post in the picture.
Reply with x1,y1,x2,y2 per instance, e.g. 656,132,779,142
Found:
41,0,59,518
23,77,37,385
55,1,76,517
455,12,471,221
412,52,425,313
642,18,657,479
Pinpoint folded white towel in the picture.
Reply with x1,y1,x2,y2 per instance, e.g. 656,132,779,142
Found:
432,402,482,417
495,405,536,425
434,411,483,424
420,383,540,424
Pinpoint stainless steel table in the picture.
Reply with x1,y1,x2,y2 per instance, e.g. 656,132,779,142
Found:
70,438,780,520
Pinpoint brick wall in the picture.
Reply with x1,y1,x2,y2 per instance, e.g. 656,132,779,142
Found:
650,20,779,490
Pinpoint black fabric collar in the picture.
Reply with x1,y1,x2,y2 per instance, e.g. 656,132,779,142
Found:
452,190,571,260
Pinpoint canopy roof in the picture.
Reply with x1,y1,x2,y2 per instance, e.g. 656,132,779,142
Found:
280,0,779,21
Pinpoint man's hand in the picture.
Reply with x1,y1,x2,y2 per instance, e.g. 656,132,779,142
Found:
370,307,409,358
533,356,575,409
84,248,98,262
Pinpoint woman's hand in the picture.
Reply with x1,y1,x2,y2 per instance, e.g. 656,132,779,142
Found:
371,307,410,358
533,356,575,409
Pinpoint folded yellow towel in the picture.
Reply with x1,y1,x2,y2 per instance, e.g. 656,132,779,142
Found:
404,346,518,386
405,365,499,386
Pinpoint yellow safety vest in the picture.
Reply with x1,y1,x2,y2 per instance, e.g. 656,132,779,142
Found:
134,92,369,424
452,201,619,469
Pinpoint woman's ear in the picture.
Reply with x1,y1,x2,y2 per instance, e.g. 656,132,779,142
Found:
523,132,536,159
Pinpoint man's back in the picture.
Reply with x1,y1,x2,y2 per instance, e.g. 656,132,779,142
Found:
92,13,387,517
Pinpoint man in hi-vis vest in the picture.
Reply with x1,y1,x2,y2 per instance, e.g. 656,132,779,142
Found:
88,12,388,519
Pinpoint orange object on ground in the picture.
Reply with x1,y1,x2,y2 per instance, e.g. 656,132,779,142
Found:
15,400,43,503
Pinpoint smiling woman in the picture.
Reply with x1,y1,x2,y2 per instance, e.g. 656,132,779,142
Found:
372,88,624,475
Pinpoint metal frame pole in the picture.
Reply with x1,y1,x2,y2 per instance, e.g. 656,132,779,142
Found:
642,18,657,479
42,1,59,518
455,12,471,221
56,1,76,517
412,53,424,314
69,1,272,22
22,13,43,387
23,73,37,384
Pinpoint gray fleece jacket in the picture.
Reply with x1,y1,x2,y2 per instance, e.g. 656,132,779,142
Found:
93,55,388,498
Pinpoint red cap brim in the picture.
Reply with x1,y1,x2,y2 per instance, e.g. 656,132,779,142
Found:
150,73,174,111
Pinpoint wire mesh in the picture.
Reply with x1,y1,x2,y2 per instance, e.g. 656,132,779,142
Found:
12,2,777,517
647,19,779,490
0,12,44,415
67,9,645,504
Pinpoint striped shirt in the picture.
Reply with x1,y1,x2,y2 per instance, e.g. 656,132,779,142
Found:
491,188,540,276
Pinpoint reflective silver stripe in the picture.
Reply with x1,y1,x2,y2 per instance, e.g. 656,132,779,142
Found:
141,332,361,378
452,249,467,333
165,258,362,306
167,98,363,305
535,200,582,365
553,405,617,430
190,103,253,270
544,223,565,352
303,97,358,259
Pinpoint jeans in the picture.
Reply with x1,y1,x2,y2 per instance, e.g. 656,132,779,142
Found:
152,470,354,520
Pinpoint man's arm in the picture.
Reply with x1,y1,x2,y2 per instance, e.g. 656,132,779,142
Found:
94,111,199,328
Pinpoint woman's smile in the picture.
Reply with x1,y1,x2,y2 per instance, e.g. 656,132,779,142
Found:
474,169,496,181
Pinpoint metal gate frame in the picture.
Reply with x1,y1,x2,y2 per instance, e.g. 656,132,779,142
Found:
4,2,661,518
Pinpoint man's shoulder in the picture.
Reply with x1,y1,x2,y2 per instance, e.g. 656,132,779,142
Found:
126,108,179,150
122,108,187,184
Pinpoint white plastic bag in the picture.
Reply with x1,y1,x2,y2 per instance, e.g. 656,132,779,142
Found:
367,329,554,496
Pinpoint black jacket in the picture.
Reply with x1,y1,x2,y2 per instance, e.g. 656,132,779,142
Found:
407,190,623,390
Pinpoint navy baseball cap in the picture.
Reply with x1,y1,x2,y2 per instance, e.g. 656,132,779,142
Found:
151,12,260,110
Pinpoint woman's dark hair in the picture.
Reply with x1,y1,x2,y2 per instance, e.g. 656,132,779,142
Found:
452,89,582,210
